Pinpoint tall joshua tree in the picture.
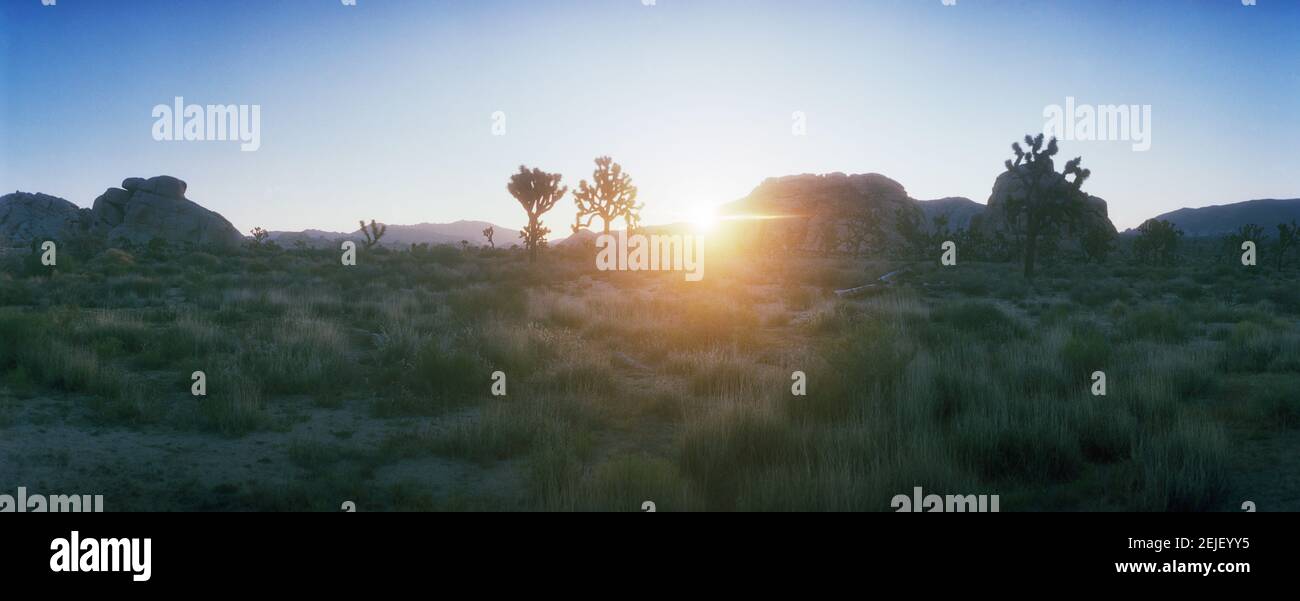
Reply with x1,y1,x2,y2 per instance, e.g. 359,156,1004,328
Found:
508,165,567,261
1276,220,1297,271
360,219,386,249
572,156,641,235
1002,134,1091,278
1224,224,1267,265
482,226,495,249
1133,218,1183,265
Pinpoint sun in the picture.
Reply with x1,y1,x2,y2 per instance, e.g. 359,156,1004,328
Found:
689,206,719,232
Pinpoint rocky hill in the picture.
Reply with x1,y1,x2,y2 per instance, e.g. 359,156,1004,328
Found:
1123,198,1300,237
719,170,1117,250
1,176,242,250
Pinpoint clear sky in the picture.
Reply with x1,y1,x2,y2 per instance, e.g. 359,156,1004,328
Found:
2,0,1297,233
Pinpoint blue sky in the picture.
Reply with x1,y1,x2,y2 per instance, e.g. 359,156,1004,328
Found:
2,0,1297,233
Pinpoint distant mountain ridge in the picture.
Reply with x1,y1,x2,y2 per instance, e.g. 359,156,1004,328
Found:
1122,198,1300,237
916,197,984,232
268,220,522,248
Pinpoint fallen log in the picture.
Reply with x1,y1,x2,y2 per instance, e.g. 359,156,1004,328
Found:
834,267,910,298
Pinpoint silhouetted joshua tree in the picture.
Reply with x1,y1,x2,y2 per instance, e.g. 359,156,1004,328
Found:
572,156,641,235
508,165,567,261
482,226,495,248
1001,134,1091,278
1133,218,1183,265
1080,223,1115,263
894,205,930,260
360,219,386,249
1277,220,1297,271
249,226,269,246
1224,224,1266,265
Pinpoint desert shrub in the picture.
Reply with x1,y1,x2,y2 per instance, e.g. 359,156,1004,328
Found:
426,244,464,267
570,454,695,511
1060,323,1110,378
541,361,618,396
1127,418,1230,511
1220,321,1284,373
928,300,1023,341
0,312,39,369
404,337,484,401
201,374,271,436
825,317,913,399
447,283,526,322
679,407,805,509
1068,279,1132,307
0,276,33,305
244,317,353,394
1169,277,1204,301
1246,382,1300,429
953,403,1085,484
1119,305,1187,343
1075,401,1136,464
108,274,164,298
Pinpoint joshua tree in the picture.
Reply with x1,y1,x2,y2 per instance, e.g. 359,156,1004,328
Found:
953,221,990,262
249,227,269,247
360,219,386,249
894,205,930,260
482,226,495,248
572,156,641,235
1133,218,1183,265
1224,224,1266,264
508,165,567,261
1277,220,1298,271
1080,223,1115,263
1001,134,1092,278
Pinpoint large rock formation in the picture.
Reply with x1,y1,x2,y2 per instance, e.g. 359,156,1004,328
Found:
978,169,1116,243
90,176,242,249
720,172,919,247
0,192,88,246
717,169,1119,255
1,176,242,251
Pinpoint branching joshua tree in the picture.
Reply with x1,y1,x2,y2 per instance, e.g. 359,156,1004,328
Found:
1001,134,1092,278
1133,218,1183,265
894,205,930,260
1276,220,1297,271
360,219,386,249
482,226,495,248
508,165,567,261
1224,224,1267,264
1080,223,1115,263
572,156,641,235
249,227,269,246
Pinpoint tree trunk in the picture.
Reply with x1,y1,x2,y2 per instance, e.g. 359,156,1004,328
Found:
1023,226,1038,279
527,214,539,262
